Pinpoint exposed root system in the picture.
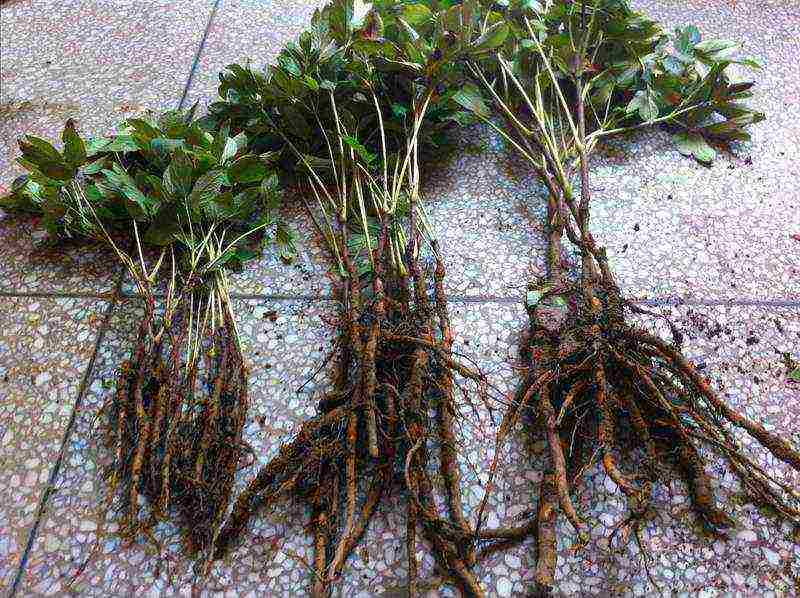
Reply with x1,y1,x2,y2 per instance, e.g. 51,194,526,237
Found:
214,223,487,596
503,185,800,593
105,277,249,560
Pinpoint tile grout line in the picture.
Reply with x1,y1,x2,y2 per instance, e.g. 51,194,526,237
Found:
2,288,799,308
177,0,222,110
8,273,124,598
0,290,115,300
7,1,217,589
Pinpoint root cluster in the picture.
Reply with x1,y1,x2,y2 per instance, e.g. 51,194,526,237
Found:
105,282,249,558
213,222,491,596
513,242,800,593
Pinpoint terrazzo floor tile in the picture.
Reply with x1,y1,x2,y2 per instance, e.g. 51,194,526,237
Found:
0,0,214,117
15,296,800,596
16,297,335,596
0,0,216,294
423,129,549,300
578,0,800,302
181,0,322,106
584,133,800,302
0,296,109,592
173,0,330,298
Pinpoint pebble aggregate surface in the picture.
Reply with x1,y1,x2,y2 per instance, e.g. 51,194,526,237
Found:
0,0,798,596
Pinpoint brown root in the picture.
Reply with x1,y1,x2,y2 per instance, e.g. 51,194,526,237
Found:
213,235,487,595
102,284,251,561
513,277,800,594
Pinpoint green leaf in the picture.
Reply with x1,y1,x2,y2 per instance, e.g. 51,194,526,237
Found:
401,3,431,25
125,118,162,143
789,368,800,383
261,173,281,211
104,135,139,153
674,132,717,164
157,110,188,137
472,21,509,55
397,18,420,43
260,150,281,165
61,120,87,167
17,135,72,180
150,137,186,156
143,209,181,246
85,137,112,157
736,57,762,70
695,38,738,61
614,62,640,87
80,158,106,176
281,106,312,139
445,111,478,127
201,190,236,220
276,222,297,263
228,154,269,184
452,83,491,119
102,164,156,218
163,148,195,198
342,135,376,165
391,103,409,119
626,88,659,122
188,169,227,212
675,25,700,55
278,53,301,77
221,131,248,163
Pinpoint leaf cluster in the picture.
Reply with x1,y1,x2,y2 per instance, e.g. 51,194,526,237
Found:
455,0,764,164
2,107,293,271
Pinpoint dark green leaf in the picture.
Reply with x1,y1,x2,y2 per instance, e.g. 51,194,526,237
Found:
143,209,181,246
102,164,156,218
157,110,188,137
18,135,72,180
150,137,186,156
401,3,432,26
228,154,270,184
626,88,659,121
472,21,509,55
125,118,162,143
188,169,227,211
163,149,195,198
452,84,491,118
391,103,409,119
62,120,87,167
